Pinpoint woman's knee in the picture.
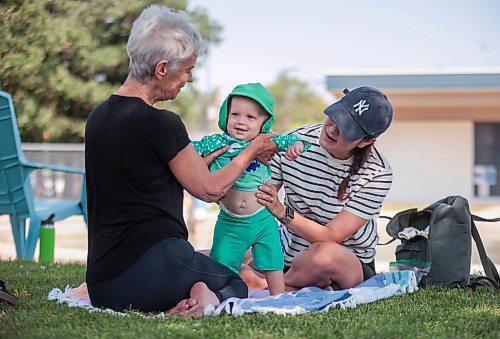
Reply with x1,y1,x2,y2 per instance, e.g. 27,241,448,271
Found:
306,242,347,270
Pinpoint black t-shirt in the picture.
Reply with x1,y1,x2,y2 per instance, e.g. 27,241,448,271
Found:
85,95,190,284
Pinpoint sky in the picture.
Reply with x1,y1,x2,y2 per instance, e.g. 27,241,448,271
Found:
188,0,500,101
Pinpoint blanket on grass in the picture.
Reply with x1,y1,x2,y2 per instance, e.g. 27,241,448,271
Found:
48,270,417,317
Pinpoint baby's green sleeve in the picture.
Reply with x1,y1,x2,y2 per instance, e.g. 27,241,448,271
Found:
192,134,227,156
272,134,311,153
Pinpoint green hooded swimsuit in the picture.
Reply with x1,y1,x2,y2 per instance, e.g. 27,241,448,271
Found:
193,83,309,191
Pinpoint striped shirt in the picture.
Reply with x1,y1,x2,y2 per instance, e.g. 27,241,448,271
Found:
270,124,393,267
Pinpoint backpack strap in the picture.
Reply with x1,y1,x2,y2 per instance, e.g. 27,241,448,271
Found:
471,214,500,223
378,238,396,246
468,276,500,290
470,216,500,289
378,215,399,245
378,211,418,246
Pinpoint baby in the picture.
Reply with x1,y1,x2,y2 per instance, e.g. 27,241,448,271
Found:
193,83,309,295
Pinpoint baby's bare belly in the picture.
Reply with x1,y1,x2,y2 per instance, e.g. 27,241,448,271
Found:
220,188,262,215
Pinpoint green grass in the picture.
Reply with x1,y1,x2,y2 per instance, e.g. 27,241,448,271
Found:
1,260,499,338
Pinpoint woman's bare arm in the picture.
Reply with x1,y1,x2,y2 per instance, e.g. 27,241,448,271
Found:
280,210,367,243
169,133,278,203
257,181,367,243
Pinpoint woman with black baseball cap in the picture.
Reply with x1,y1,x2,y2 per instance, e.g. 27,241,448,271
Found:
243,86,394,290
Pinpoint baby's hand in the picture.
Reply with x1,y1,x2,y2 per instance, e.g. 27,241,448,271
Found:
284,141,305,161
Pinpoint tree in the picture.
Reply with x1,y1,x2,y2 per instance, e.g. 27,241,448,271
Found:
266,71,328,132
0,0,221,142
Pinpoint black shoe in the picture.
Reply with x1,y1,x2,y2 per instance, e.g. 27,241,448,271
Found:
0,279,18,308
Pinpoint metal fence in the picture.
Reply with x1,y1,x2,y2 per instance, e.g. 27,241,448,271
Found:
23,143,85,200
22,143,203,232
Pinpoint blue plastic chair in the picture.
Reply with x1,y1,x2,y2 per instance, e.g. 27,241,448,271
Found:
0,90,87,259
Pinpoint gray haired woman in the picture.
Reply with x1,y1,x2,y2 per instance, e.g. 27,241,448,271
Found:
85,5,277,316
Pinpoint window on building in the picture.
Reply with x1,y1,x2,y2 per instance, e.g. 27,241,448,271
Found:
474,123,500,197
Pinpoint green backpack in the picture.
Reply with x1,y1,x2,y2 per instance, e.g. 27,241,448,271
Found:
384,195,500,289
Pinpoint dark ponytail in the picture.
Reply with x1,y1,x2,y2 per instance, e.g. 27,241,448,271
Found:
337,139,373,202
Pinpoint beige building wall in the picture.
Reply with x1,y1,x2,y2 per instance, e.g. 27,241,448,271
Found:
376,121,474,204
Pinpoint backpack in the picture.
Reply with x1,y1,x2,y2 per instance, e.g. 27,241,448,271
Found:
382,195,500,289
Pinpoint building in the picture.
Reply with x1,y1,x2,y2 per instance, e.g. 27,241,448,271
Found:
326,69,500,204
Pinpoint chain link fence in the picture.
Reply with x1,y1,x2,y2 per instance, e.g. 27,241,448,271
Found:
23,143,85,200
21,143,207,233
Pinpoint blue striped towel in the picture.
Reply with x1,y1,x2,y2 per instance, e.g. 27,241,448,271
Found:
208,270,418,316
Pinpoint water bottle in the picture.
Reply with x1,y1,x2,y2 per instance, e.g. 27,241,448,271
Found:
39,223,55,263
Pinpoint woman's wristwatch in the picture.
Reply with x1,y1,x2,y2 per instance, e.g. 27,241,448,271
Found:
278,204,295,225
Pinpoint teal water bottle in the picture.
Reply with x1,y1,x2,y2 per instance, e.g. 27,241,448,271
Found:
39,224,55,263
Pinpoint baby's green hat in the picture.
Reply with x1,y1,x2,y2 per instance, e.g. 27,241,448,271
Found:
218,83,275,133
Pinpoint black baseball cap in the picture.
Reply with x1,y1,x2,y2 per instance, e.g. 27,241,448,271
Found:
324,86,393,141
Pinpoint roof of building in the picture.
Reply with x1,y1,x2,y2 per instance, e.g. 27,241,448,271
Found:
326,69,500,89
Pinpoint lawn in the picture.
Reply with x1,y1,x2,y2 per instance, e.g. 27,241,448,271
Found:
0,260,499,338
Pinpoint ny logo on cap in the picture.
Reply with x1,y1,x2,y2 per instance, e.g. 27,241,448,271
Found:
353,100,369,115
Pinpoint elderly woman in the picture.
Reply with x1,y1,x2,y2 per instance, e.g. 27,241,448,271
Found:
84,5,277,316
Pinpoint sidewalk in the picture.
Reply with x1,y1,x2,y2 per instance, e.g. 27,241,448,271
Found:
1,206,499,273
0,211,219,264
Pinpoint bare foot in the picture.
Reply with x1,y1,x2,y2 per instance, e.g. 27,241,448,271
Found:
166,298,197,316
170,282,220,317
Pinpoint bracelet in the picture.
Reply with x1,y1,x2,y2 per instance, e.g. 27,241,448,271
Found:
278,204,295,225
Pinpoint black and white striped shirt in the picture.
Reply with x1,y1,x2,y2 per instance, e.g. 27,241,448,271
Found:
270,124,393,267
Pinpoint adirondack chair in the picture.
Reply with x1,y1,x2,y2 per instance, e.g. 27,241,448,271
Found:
0,90,87,259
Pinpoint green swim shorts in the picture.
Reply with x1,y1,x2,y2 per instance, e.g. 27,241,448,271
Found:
210,207,284,274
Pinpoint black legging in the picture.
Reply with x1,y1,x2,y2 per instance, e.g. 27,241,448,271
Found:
87,237,248,312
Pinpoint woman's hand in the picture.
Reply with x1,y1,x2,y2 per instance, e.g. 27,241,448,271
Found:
202,145,230,166
170,133,276,204
256,181,286,220
249,133,278,165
